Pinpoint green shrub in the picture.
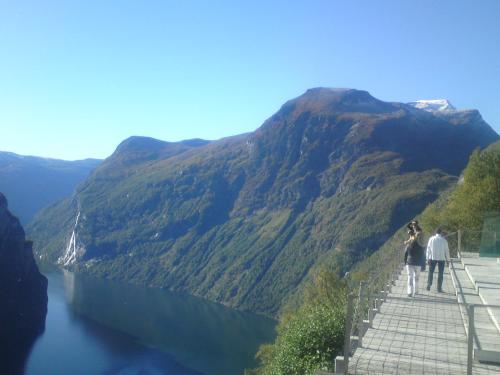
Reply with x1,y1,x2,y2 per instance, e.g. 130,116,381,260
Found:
250,269,346,375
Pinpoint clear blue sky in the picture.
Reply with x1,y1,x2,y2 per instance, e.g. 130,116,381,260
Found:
1,0,499,160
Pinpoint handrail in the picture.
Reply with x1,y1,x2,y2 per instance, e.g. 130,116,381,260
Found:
458,303,500,309
450,257,500,374
464,303,500,375
333,239,404,374
448,228,500,257
467,305,474,375
342,294,355,375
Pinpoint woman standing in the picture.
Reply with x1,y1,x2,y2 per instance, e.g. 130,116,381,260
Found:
404,229,424,297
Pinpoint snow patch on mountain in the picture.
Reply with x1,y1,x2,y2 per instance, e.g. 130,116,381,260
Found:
407,99,456,112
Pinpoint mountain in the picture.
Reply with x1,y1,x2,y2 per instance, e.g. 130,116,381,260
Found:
28,88,499,315
0,152,101,224
0,193,48,374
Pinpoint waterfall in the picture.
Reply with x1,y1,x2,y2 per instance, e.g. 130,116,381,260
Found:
58,211,81,266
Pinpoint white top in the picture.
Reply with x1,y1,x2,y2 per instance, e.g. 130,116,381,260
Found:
426,234,451,261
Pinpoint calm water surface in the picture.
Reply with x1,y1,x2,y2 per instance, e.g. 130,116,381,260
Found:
26,268,276,375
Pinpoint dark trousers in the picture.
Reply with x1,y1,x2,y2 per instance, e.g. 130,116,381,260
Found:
427,260,445,291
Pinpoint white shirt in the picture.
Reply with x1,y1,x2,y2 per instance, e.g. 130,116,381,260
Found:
426,234,450,261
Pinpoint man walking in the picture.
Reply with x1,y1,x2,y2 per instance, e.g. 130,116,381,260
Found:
426,228,450,292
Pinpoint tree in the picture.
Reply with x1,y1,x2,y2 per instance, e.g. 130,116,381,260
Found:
421,143,500,245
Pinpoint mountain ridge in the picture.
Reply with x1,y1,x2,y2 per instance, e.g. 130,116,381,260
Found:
0,151,101,224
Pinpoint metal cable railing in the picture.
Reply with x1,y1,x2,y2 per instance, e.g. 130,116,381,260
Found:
332,239,405,374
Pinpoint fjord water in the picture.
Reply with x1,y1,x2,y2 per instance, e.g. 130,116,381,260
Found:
26,268,276,375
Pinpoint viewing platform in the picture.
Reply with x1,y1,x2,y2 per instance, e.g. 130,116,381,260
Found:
332,253,500,374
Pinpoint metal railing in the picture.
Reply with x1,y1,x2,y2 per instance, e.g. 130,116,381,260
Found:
446,229,500,258
332,240,405,374
449,243,500,374
465,304,500,375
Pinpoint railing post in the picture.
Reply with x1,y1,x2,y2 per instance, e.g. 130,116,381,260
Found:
458,229,462,257
381,288,387,302
467,304,475,375
368,296,376,327
358,282,366,346
343,293,355,375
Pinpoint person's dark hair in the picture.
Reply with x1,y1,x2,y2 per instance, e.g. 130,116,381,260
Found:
435,227,443,235
408,220,422,233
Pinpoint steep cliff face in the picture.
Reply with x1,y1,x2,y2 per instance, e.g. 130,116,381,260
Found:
0,193,48,374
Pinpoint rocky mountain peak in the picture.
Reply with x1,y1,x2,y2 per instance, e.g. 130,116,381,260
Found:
115,136,169,154
302,87,370,99
275,88,396,120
